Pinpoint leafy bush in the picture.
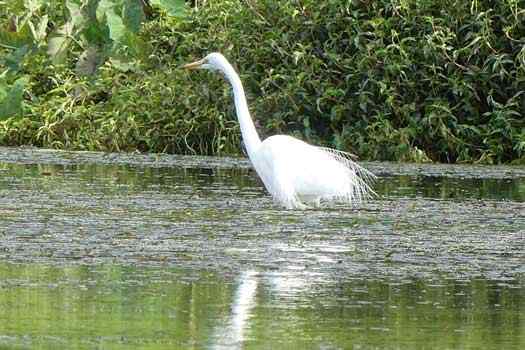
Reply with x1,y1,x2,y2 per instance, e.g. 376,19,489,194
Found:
0,0,239,154
167,0,525,163
1,0,525,163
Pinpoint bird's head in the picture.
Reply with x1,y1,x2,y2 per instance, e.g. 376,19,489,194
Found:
181,52,228,71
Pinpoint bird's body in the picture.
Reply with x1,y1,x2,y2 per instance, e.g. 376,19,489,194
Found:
254,135,373,209
183,53,375,209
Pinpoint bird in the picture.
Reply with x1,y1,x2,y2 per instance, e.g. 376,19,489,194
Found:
182,52,375,209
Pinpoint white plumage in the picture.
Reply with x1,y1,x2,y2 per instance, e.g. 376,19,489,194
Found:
183,53,375,209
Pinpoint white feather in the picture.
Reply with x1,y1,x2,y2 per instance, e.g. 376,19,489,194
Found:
185,53,376,209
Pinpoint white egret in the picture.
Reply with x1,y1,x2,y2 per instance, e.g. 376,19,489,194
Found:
182,53,375,209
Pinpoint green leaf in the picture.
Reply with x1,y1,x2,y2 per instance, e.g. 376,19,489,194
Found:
0,26,34,48
122,0,145,33
96,0,115,23
28,14,48,43
109,57,137,72
82,20,110,46
47,21,74,63
2,45,30,72
23,0,44,13
84,0,101,21
0,76,28,119
66,0,86,28
105,8,127,43
150,0,186,17
117,30,147,57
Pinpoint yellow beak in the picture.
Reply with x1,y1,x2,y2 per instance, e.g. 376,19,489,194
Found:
181,59,204,70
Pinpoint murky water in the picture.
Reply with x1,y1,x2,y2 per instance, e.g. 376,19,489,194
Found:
0,147,524,349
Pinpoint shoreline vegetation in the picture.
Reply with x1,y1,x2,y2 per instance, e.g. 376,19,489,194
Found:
0,0,524,164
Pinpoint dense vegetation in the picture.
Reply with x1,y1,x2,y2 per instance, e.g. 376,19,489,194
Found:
1,0,524,163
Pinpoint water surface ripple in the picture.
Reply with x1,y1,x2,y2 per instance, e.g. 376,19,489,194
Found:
0,147,524,349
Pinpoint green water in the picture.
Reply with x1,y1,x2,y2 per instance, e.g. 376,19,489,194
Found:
0,147,524,349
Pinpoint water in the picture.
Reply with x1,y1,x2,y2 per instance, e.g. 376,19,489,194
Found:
0,147,524,349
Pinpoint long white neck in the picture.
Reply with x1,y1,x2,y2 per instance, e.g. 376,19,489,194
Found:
218,62,262,159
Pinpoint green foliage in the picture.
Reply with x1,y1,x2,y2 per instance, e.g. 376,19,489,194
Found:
184,0,524,163
0,75,28,118
150,0,187,17
0,0,524,163
173,0,525,163
0,0,185,73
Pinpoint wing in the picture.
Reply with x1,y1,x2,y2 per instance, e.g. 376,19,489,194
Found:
252,135,375,208
252,137,304,209
314,146,376,203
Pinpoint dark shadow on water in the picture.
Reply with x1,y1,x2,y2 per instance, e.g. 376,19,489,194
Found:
376,175,525,201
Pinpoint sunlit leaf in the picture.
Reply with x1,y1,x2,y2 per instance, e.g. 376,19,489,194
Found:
47,21,74,63
36,14,49,38
105,8,127,43
66,0,86,28
96,0,115,23
150,0,186,17
23,0,43,13
28,14,48,43
110,57,137,72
